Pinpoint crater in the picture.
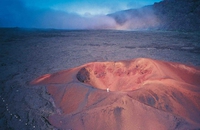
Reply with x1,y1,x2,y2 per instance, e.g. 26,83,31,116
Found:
76,59,154,92
76,68,90,83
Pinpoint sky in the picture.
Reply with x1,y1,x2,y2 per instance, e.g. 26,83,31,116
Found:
0,0,162,29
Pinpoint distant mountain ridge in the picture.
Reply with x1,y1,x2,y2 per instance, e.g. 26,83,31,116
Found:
108,0,200,31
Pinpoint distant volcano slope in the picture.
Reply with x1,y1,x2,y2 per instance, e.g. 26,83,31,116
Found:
108,0,200,31
31,58,200,130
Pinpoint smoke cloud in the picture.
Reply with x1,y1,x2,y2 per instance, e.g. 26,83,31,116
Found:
110,6,160,30
0,0,160,30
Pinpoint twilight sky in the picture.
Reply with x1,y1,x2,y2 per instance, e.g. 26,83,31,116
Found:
0,0,162,29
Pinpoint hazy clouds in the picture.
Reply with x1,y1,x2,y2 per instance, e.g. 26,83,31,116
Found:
112,7,160,30
0,0,161,29
0,0,116,29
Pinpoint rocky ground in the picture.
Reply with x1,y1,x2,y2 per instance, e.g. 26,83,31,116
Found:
0,28,200,129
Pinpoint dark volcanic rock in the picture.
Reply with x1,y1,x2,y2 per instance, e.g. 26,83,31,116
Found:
153,0,200,31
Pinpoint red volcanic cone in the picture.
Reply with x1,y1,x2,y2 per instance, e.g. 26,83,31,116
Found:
31,58,200,130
